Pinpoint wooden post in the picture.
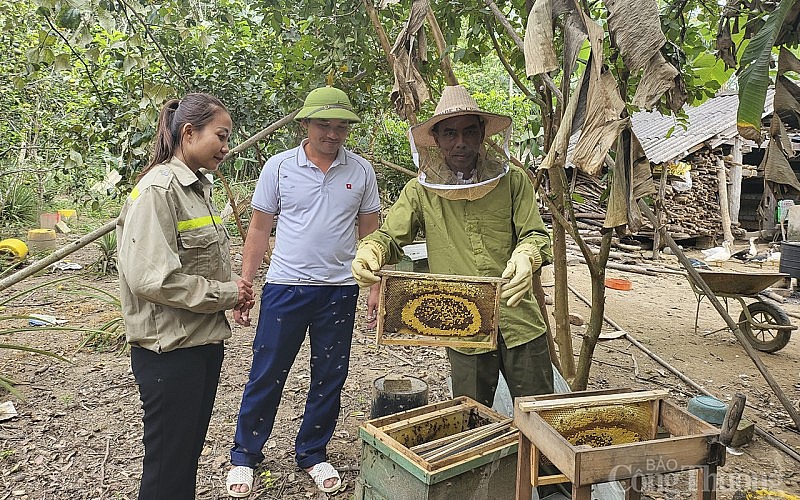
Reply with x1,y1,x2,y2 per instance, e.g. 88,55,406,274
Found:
716,158,734,243
653,170,668,259
515,432,533,500
728,136,743,224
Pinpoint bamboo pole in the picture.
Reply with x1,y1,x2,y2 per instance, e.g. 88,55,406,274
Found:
0,220,116,293
223,111,297,160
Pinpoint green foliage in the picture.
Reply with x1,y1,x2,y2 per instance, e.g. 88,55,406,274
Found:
2,0,398,206
659,1,733,105
91,231,117,276
259,469,277,489
370,117,415,201
736,0,797,141
2,0,785,211
0,177,38,229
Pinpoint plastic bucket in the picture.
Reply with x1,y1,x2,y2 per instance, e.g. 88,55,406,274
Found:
370,375,428,419
780,241,800,279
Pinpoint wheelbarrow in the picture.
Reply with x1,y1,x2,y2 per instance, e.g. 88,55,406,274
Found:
688,270,795,352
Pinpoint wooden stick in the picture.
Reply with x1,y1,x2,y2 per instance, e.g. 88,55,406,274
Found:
638,199,800,431
427,428,518,464
410,428,478,454
518,389,668,412
0,219,116,293
717,158,734,244
421,419,512,461
416,420,511,458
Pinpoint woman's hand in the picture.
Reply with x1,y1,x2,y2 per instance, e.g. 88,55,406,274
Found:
233,278,255,326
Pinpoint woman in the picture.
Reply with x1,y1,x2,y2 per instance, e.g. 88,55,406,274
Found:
116,93,254,500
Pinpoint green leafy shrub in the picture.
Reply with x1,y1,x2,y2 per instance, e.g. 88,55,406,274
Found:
0,178,37,229
92,231,118,276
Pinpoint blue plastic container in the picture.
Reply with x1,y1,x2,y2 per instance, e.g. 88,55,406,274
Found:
687,395,727,425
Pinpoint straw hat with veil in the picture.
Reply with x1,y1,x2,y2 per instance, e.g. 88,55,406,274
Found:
410,85,513,201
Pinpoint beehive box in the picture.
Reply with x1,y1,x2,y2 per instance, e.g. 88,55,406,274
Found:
514,389,725,499
376,270,504,349
356,396,518,500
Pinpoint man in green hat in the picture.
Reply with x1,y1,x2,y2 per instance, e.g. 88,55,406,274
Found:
226,86,380,497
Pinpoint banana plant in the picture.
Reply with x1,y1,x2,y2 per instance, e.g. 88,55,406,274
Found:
724,0,800,142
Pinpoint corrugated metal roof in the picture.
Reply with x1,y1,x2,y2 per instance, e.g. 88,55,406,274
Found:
630,88,775,164
564,88,775,167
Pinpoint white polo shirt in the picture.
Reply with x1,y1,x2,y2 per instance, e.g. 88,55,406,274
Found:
252,140,381,285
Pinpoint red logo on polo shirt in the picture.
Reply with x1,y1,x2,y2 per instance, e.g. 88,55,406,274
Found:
346,183,352,189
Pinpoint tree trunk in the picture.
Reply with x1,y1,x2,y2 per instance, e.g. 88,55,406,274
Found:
548,167,575,379
573,231,612,390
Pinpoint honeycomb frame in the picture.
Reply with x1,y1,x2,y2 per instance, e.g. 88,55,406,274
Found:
376,270,505,349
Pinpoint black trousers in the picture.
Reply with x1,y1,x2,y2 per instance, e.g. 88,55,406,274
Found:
131,343,224,500
447,333,554,407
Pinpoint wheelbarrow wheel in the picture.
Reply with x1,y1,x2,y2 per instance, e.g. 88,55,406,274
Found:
739,302,792,353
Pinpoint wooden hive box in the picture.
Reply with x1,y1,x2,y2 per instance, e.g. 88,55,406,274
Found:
514,389,726,500
376,270,504,349
356,396,518,500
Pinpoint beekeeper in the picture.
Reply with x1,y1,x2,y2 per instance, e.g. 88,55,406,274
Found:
352,84,554,407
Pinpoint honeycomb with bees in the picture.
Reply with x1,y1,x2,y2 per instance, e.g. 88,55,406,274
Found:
376,270,505,348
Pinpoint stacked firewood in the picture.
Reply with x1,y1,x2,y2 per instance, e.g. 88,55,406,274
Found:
661,152,721,237
640,151,744,239
541,151,743,240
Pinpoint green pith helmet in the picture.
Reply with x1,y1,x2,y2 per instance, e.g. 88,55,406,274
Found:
295,86,361,123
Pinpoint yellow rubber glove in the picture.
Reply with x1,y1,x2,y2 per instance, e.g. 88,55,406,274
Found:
352,240,385,288
500,243,543,307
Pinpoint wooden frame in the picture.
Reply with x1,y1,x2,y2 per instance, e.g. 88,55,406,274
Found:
514,389,725,500
375,270,504,349
359,396,518,483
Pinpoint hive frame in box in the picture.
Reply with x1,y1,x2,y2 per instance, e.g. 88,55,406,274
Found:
514,388,725,500
375,270,504,349
357,396,519,500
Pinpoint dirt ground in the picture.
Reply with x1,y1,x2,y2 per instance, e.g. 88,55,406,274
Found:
1,233,799,500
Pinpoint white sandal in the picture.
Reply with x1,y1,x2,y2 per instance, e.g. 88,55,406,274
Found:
306,461,343,493
226,466,253,498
